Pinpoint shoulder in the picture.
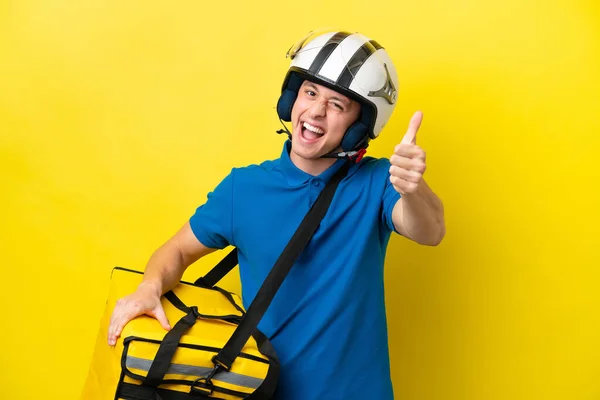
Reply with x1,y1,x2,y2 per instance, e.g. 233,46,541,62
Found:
358,156,391,170
225,158,282,188
231,158,279,176
348,156,392,180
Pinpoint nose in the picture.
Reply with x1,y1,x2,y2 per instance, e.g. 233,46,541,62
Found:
308,100,327,118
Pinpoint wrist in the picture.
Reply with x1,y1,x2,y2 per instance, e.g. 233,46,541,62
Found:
399,184,425,202
138,280,162,297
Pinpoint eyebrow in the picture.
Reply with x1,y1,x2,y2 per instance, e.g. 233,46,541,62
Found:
304,82,350,106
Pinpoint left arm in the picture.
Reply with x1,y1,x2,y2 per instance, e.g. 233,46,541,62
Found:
389,111,446,246
392,179,445,246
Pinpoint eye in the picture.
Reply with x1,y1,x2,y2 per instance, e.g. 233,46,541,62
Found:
305,90,316,97
330,102,344,111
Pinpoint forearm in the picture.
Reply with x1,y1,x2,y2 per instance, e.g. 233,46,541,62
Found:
139,222,215,296
393,179,445,245
140,243,188,296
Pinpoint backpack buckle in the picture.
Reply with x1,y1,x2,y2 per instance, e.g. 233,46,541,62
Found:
190,364,222,396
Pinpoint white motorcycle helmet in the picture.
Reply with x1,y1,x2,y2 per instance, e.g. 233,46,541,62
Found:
277,29,400,157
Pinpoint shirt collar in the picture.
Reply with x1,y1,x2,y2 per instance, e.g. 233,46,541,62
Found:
278,140,348,186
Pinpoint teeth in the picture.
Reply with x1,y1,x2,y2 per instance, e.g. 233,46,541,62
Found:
303,122,324,135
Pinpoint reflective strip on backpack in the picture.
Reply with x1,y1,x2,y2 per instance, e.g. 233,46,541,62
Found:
126,355,264,389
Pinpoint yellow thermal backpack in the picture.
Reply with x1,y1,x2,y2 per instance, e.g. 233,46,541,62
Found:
81,162,349,399
81,253,278,399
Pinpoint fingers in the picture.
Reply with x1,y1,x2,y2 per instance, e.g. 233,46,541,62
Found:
389,164,424,195
401,111,423,145
393,144,426,161
108,300,132,346
107,291,169,346
107,297,144,346
149,305,171,331
392,111,426,195
389,165,422,183
390,154,427,175
390,175,419,194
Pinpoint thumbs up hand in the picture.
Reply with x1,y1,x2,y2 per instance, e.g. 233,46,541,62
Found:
389,111,427,195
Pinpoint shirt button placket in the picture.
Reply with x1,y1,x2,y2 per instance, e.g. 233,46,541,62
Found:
309,179,322,206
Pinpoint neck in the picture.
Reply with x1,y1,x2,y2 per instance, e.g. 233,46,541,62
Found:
289,151,337,176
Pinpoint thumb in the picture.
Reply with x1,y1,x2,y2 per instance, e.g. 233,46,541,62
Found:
151,304,171,331
401,111,423,145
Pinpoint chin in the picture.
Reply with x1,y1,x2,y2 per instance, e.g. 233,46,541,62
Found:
291,143,323,160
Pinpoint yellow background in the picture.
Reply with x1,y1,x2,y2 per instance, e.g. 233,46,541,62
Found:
1,0,599,399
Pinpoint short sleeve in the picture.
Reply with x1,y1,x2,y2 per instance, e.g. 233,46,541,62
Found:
189,169,235,249
381,161,401,234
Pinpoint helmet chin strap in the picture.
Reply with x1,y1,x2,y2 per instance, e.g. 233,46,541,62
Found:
321,148,367,163
276,118,292,140
276,119,367,163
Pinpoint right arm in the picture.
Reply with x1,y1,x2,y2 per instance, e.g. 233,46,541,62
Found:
107,221,215,345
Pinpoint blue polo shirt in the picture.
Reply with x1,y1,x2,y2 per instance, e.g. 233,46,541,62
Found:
189,140,400,400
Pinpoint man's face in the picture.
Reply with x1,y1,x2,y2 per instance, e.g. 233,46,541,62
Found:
290,80,361,161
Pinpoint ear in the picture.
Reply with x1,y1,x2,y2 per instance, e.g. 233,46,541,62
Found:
341,122,369,150
340,102,373,151
277,89,297,122
277,73,304,122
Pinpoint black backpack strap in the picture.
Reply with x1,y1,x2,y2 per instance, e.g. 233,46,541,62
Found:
143,305,199,387
212,161,350,371
141,161,350,388
194,248,238,288
141,291,244,387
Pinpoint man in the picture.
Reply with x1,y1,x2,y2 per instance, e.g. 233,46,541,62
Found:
107,30,445,399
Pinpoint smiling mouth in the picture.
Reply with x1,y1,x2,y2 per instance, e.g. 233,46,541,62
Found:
301,121,325,141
